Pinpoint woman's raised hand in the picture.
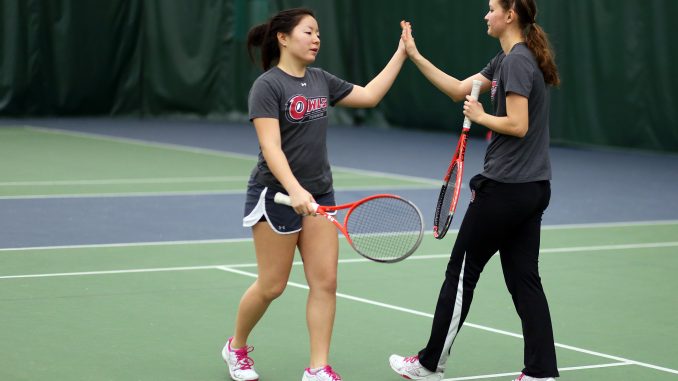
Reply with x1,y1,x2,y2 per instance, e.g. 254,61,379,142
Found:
400,20,420,59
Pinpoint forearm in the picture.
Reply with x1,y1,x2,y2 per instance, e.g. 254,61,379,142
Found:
410,53,465,102
362,50,407,106
477,114,527,138
473,94,529,137
260,146,304,194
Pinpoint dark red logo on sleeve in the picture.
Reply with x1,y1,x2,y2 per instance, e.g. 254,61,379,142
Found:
490,79,498,105
286,95,328,123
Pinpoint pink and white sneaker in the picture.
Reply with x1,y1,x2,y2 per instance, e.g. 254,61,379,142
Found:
513,373,555,381
388,354,443,381
302,365,342,381
222,337,259,381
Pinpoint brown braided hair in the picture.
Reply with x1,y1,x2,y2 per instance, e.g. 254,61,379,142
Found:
498,0,560,86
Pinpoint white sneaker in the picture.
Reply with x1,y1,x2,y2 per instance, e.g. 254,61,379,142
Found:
222,337,260,381
389,354,443,381
302,365,342,381
513,373,555,381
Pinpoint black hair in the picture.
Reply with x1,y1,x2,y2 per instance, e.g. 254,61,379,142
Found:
247,8,316,71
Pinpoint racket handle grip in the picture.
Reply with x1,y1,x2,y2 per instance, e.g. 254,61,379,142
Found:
273,192,319,212
274,192,292,206
462,79,483,130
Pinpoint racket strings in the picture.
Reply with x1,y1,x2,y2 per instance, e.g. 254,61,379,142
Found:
345,197,423,262
434,164,459,235
436,183,454,228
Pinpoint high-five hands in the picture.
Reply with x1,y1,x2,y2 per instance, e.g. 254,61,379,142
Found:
400,20,421,59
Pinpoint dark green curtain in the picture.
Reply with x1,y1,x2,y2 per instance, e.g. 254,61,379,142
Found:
142,0,227,116
1,0,677,151
0,0,140,115
543,1,678,151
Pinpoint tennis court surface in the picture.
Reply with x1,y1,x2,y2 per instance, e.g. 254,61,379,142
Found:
1,120,677,380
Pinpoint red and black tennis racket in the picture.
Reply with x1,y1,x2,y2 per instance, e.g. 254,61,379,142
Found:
274,193,424,263
433,80,482,239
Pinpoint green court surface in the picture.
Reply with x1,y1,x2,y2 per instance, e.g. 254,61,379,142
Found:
1,125,677,380
1,223,677,380
0,127,436,198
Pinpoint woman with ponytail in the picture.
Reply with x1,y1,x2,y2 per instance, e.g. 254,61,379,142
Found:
223,7,407,381
389,1,559,380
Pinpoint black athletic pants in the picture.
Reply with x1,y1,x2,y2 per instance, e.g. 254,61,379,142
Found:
418,174,559,378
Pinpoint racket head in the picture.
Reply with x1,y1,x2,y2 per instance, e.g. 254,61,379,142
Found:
433,161,459,239
342,194,424,263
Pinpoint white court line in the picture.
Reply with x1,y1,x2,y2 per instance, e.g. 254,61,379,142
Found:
541,241,678,253
24,126,258,161
23,126,438,185
541,219,678,230
443,361,632,380
2,230,677,254
0,237,254,252
0,261,673,375
3,239,677,276
0,189,247,200
0,265,223,279
0,171,420,187
0,241,676,375
331,165,440,185
217,266,678,376
0,220,676,252
0,176,250,186
0,183,437,200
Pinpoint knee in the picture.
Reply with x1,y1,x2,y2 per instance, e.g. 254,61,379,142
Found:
258,281,287,301
309,275,337,294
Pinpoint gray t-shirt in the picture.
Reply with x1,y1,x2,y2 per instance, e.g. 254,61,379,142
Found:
480,43,551,182
248,66,353,194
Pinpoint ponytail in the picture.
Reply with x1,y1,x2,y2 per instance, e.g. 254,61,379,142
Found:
246,8,315,71
246,22,278,71
500,0,560,86
524,23,560,86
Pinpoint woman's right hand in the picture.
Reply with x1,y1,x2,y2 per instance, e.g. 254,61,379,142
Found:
289,187,316,216
400,20,421,60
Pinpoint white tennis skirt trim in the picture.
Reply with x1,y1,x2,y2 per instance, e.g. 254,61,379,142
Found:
242,186,301,234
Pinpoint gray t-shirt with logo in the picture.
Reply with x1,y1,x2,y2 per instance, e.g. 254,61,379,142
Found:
480,43,551,182
248,66,353,194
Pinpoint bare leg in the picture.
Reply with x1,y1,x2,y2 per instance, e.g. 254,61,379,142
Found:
231,222,298,348
298,216,339,368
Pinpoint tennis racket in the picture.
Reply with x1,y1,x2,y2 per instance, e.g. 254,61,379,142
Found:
274,193,424,263
433,79,482,239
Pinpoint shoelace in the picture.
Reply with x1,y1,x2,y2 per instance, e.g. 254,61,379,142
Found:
403,355,420,364
320,365,341,381
233,345,255,370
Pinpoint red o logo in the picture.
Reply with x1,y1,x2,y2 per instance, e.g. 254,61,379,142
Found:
288,95,307,121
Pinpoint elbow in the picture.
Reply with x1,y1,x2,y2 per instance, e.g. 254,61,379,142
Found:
450,84,470,102
364,95,380,108
359,98,381,108
513,124,528,138
449,90,466,102
260,142,282,157
357,84,383,108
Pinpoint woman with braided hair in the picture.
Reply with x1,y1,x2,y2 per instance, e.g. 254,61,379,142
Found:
389,0,560,380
